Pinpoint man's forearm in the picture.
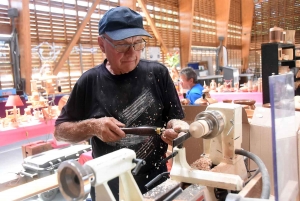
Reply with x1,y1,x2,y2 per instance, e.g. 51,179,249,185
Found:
54,119,98,143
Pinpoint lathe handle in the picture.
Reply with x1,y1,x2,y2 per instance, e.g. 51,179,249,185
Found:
132,158,146,175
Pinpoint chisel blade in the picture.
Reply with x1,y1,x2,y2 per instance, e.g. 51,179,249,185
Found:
172,132,191,147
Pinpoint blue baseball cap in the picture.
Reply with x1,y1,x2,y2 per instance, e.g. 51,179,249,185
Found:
98,6,152,40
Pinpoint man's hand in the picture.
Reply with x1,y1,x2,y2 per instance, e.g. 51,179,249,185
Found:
93,117,126,142
161,119,189,145
180,98,190,105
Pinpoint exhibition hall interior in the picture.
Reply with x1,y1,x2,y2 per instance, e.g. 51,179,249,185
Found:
0,0,300,200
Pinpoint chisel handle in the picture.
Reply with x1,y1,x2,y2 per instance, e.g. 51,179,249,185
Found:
121,127,163,136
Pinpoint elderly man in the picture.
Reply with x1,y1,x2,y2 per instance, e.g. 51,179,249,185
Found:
54,6,187,200
180,67,204,105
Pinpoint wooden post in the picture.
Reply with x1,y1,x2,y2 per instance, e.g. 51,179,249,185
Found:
241,0,254,72
10,0,32,94
178,0,195,68
215,0,231,46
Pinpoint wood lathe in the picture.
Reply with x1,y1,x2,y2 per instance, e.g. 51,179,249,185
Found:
55,103,271,201
144,103,271,201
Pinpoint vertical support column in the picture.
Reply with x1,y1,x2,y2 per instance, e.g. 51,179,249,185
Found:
10,0,32,94
53,0,101,75
178,0,195,68
215,0,230,46
241,0,254,72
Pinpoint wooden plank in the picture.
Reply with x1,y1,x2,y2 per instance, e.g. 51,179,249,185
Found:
192,41,218,47
136,0,168,54
10,0,32,95
53,0,101,75
0,173,58,201
178,0,194,68
120,0,137,10
0,23,11,34
238,173,262,198
215,0,230,46
241,0,254,72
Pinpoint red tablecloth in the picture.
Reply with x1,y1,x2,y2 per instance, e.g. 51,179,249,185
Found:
0,120,55,147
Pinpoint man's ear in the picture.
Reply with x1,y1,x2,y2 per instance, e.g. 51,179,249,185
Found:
98,36,105,53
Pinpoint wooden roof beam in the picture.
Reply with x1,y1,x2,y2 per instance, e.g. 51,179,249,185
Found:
178,0,195,68
53,0,101,75
136,0,168,54
215,0,231,46
120,0,137,10
241,0,254,71
10,0,32,94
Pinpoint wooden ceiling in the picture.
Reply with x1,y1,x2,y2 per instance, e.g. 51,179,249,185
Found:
1,0,254,94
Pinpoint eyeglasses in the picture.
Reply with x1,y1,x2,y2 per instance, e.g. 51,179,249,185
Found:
102,36,146,53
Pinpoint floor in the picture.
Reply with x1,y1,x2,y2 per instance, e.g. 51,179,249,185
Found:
0,134,91,201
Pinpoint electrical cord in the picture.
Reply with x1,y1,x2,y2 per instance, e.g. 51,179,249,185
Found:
235,149,270,199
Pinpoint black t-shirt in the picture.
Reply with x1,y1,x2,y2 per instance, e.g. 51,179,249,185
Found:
55,59,184,174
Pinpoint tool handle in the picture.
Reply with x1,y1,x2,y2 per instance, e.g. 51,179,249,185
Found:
121,127,160,136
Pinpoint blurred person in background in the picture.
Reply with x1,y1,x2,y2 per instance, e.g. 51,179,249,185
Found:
180,67,203,105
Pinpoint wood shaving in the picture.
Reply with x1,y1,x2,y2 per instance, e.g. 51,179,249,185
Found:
190,157,212,171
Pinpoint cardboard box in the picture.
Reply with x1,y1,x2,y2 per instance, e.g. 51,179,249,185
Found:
21,141,52,158
250,107,300,196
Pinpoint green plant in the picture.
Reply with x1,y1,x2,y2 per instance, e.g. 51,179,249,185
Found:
166,51,180,68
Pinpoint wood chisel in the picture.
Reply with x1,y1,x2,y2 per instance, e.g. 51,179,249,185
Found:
121,126,164,136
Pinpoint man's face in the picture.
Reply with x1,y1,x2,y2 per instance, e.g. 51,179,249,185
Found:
98,35,143,75
180,74,193,90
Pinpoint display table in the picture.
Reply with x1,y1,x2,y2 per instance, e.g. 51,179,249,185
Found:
210,92,262,104
0,120,55,147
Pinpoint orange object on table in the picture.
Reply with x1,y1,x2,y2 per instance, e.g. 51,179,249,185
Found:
78,150,93,165
21,141,52,158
